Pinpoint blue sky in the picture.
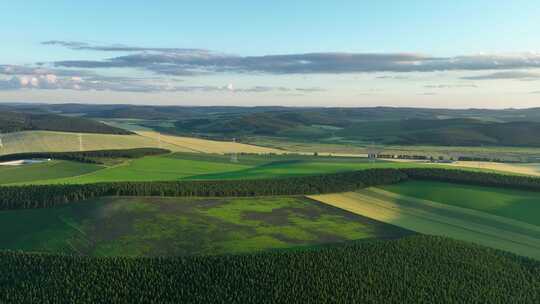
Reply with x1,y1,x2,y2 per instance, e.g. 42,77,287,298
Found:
1,1,539,108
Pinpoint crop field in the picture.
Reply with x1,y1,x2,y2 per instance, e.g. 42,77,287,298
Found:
136,131,281,154
0,161,102,185
37,155,252,184
0,196,410,256
0,130,281,155
309,187,540,260
9,153,422,185
0,130,181,154
381,180,540,226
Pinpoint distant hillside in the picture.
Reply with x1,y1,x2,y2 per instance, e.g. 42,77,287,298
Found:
344,119,540,147
5,103,540,123
174,111,348,136
173,114,540,147
2,103,290,120
0,111,132,134
4,103,540,147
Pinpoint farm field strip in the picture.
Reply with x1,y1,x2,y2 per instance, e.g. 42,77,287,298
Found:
380,180,540,226
0,130,184,154
308,189,540,260
136,131,282,154
250,137,540,156
23,156,251,184
0,130,282,155
366,188,540,238
383,158,540,176
427,160,540,176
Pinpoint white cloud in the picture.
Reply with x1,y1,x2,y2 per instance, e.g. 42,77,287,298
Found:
30,77,39,87
19,76,30,86
45,74,57,84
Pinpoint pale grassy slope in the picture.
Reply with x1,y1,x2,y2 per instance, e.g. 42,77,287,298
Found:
386,158,540,176
136,131,282,154
308,189,540,260
445,161,540,176
0,130,282,155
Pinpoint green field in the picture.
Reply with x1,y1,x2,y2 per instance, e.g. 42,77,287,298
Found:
10,153,423,185
250,137,540,162
0,161,102,185
45,154,252,184
0,196,410,256
310,187,540,260
381,180,540,226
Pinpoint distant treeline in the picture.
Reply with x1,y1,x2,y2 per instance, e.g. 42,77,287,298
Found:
378,154,429,160
1,235,538,303
0,169,407,210
1,168,540,210
0,148,170,164
457,156,510,162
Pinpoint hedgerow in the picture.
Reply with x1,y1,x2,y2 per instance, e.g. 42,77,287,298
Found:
0,169,407,209
2,167,540,210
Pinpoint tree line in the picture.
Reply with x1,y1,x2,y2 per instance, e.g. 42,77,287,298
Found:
0,148,170,164
1,168,539,210
1,235,538,303
0,169,407,210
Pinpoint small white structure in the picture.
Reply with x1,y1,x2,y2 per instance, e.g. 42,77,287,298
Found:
230,138,238,162
78,133,83,151
367,143,382,161
0,159,50,166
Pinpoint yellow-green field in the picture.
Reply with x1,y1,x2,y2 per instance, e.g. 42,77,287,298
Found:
136,131,281,154
309,188,540,260
0,130,282,155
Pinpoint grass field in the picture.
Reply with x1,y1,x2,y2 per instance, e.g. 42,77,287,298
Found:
381,180,540,226
309,188,540,260
0,161,102,185
13,153,423,185
0,196,411,256
187,159,417,180
39,155,252,184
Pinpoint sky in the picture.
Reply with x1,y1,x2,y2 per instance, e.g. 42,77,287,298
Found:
1,0,539,108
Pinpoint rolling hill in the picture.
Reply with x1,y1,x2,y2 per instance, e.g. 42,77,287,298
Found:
171,113,540,147
339,118,540,146
4,104,540,147
0,110,131,134
6,103,540,122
